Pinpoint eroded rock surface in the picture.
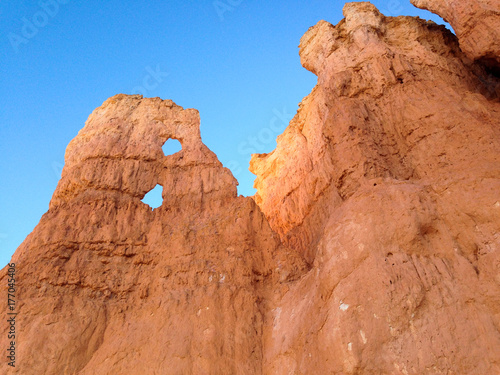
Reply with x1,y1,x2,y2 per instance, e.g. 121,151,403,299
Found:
252,2,500,374
1,95,305,374
2,2,500,374
411,0,500,69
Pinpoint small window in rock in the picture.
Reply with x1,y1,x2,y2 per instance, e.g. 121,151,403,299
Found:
142,184,163,209
162,138,182,156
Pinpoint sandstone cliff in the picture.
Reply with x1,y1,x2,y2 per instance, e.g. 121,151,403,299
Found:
2,1,500,374
251,2,500,373
2,95,306,374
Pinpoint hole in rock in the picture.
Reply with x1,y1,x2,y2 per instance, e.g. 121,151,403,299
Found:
162,138,182,156
141,184,163,209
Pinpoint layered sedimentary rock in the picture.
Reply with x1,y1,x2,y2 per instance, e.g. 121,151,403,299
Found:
2,1,500,374
2,95,305,374
251,2,500,374
411,0,500,69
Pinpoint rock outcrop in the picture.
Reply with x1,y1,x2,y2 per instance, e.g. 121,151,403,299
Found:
411,0,500,70
251,2,500,374
2,2,500,374
2,95,305,374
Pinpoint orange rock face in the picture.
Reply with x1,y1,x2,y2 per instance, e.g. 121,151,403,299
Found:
411,0,500,69
252,2,500,374
2,2,500,374
1,95,306,374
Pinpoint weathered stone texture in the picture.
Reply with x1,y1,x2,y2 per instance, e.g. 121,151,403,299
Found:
2,2,500,374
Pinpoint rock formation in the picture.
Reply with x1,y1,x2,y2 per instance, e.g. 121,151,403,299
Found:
2,95,306,374
2,1,500,374
411,0,500,70
251,2,500,373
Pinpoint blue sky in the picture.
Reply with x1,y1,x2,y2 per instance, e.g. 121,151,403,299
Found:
0,0,449,267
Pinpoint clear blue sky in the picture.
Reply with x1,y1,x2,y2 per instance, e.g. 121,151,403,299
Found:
0,0,448,268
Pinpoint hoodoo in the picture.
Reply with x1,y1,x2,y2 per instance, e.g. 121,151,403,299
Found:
2,2,500,374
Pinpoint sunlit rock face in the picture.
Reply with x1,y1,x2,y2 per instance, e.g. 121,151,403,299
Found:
412,0,500,71
252,2,500,374
2,2,500,374
2,94,307,374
